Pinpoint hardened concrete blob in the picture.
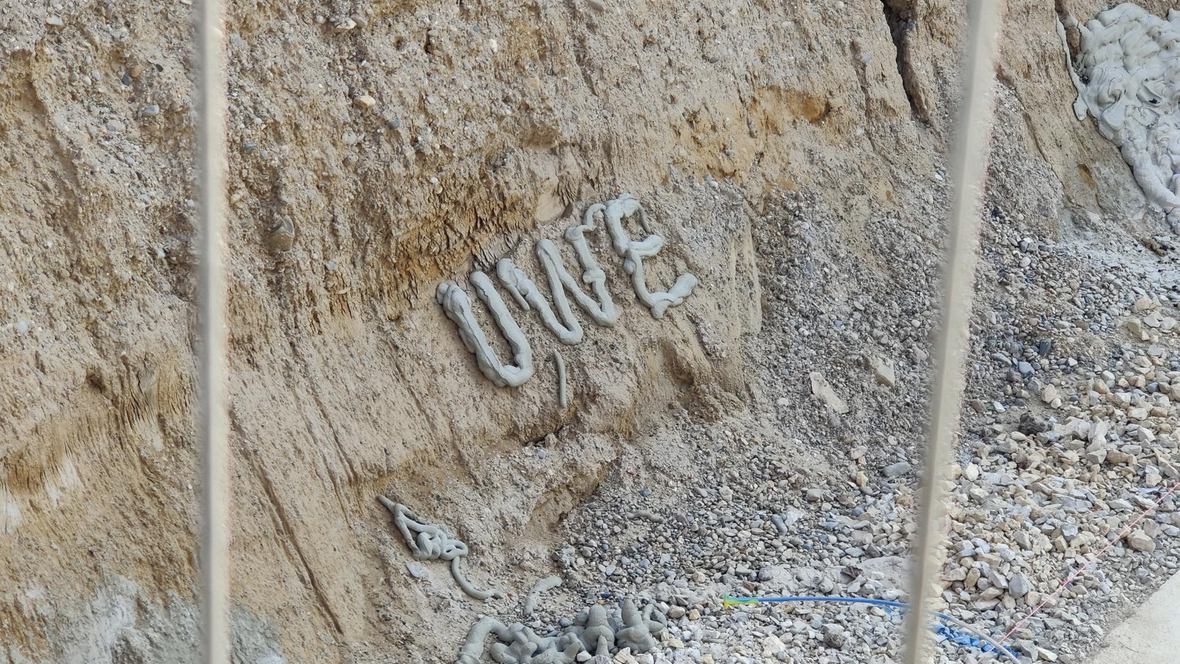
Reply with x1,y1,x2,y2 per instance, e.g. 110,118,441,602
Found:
437,195,698,389
1059,4,1180,225
456,598,667,664
437,275,535,388
377,496,503,601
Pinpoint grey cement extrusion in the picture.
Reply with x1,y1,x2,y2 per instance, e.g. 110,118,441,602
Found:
377,496,502,601
437,275,534,388
553,352,568,408
437,195,698,388
522,575,562,617
626,509,665,524
497,257,586,345
599,194,698,319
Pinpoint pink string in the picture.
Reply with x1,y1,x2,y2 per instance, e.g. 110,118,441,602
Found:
998,477,1180,645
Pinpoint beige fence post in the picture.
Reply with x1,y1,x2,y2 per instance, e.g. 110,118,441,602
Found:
195,0,230,659
901,2,1004,663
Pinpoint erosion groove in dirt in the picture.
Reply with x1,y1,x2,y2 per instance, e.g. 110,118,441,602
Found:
2,0,1180,663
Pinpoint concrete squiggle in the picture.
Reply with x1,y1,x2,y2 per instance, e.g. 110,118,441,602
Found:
377,496,502,601
523,575,563,617
438,195,697,388
437,273,535,388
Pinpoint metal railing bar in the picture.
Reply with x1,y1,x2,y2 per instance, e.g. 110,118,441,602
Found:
901,2,1004,663
196,0,230,658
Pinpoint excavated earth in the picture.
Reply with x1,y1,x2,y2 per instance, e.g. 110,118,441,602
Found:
2,0,1180,662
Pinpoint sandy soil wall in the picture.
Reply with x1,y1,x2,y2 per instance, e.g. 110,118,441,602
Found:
1,0,1176,661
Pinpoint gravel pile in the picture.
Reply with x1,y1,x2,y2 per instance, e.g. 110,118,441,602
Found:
494,186,1180,664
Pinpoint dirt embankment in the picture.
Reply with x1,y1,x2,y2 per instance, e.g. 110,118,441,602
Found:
1,0,1175,661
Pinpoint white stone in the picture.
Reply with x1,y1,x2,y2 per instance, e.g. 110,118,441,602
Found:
866,355,896,387
1041,384,1060,405
761,635,787,657
809,372,849,414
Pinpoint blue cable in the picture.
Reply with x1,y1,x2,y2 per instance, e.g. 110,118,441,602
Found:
723,595,1020,661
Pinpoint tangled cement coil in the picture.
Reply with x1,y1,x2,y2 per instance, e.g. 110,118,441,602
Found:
458,618,516,664
1059,4,1180,225
615,599,664,652
377,496,502,601
456,599,667,664
437,195,697,388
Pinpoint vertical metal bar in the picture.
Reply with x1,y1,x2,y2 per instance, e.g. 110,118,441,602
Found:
196,0,230,658
901,2,1003,664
